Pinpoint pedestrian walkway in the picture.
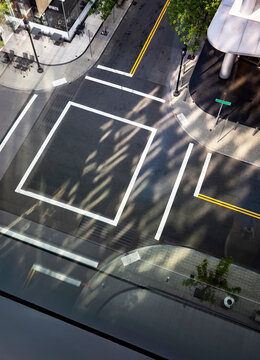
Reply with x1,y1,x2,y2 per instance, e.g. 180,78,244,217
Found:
0,0,133,91
170,43,260,168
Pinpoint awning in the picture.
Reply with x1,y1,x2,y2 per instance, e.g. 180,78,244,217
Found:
35,0,52,16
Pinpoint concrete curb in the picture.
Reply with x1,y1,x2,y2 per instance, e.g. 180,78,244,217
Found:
0,0,133,92
170,44,260,168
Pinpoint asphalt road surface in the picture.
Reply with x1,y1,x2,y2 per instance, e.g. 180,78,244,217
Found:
1,0,260,357
0,0,260,273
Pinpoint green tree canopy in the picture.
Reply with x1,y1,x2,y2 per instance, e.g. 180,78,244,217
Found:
167,0,221,54
87,0,117,21
0,0,11,25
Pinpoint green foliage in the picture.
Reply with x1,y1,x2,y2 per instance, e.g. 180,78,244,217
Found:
86,0,117,21
0,0,12,25
183,257,241,305
167,0,221,54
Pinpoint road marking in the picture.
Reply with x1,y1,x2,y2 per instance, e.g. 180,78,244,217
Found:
177,113,189,126
52,78,67,87
85,75,165,103
194,153,260,220
193,153,212,197
121,251,141,266
130,0,170,75
15,101,156,226
97,65,133,77
155,142,194,241
197,194,260,220
69,102,155,131
32,264,81,287
17,188,117,225
114,129,157,224
24,268,36,287
0,94,38,152
0,226,99,268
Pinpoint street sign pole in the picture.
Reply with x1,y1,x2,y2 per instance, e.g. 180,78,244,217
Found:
214,98,231,128
215,103,223,127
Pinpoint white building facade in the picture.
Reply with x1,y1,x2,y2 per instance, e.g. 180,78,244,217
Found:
207,0,260,78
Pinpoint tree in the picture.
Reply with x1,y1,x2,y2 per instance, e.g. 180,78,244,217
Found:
86,0,117,34
0,0,11,25
0,0,13,46
183,257,241,304
167,0,221,54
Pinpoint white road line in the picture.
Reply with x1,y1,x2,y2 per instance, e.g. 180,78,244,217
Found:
52,78,67,87
193,153,212,197
85,75,165,103
0,94,38,152
32,264,81,287
0,227,99,268
70,102,155,131
16,188,117,225
15,101,156,226
114,128,157,225
155,143,194,241
16,102,71,192
97,65,133,78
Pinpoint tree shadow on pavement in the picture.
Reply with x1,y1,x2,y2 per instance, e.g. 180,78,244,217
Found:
189,40,260,128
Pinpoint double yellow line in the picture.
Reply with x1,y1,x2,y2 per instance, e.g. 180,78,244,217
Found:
198,193,260,220
130,0,170,75
24,267,36,287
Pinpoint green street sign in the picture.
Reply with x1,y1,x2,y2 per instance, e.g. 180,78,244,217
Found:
215,98,231,106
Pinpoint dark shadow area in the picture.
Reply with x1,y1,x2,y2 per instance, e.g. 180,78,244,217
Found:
189,40,260,128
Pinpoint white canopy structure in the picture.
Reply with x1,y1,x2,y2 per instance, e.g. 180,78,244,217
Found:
207,0,260,78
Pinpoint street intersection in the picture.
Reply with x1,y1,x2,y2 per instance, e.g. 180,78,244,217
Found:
0,0,260,358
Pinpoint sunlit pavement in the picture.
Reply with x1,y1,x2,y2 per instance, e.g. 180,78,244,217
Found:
0,0,132,92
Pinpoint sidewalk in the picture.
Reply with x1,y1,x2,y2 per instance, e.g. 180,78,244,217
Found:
0,0,133,92
170,43,260,168
75,245,260,358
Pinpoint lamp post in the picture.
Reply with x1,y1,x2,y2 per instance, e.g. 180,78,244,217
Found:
23,18,43,73
174,44,187,97
59,0,69,34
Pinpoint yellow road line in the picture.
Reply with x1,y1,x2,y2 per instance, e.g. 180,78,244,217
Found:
130,0,170,75
199,194,260,217
24,268,33,285
198,194,260,220
24,268,36,287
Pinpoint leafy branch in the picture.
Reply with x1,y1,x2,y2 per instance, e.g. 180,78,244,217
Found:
0,0,13,25
85,0,117,21
167,0,221,54
183,257,241,304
